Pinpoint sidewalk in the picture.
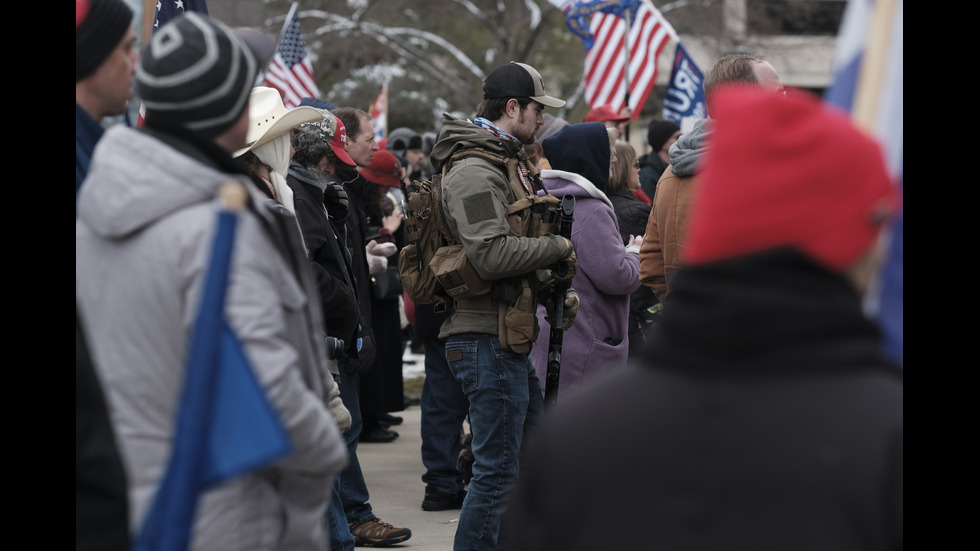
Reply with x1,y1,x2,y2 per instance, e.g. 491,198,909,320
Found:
350,349,460,549
357,403,459,550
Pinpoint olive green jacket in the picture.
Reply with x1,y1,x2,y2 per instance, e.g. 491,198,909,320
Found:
431,115,572,339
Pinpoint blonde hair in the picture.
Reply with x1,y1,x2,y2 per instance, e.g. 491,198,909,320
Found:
606,127,619,154
608,140,637,193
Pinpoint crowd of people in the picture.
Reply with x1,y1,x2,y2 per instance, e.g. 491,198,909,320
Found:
77,2,902,550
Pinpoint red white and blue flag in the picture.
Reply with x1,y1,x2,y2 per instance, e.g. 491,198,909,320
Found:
825,0,903,366
552,0,677,116
153,0,209,32
370,83,387,142
139,0,210,127
264,2,320,109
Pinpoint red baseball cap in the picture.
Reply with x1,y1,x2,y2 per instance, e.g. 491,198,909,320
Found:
296,110,357,167
330,117,357,167
583,105,629,123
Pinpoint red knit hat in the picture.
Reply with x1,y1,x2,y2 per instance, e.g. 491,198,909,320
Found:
684,85,899,271
358,149,403,187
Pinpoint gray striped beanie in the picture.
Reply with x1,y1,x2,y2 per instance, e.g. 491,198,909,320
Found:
136,12,256,139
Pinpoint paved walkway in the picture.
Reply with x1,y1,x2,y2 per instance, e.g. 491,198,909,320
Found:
357,403,459,550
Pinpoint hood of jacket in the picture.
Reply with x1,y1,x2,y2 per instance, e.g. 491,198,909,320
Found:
539,169,613,209
430,114,523,173
542,121,611,191
668,118,712,178
77,126,256,239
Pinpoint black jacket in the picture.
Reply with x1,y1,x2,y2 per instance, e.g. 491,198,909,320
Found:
76,310,129,551
503,249,903,551
336,166,381,373
637,151,669,201
608,188,660,350
608,188,650,245
286,162,360,348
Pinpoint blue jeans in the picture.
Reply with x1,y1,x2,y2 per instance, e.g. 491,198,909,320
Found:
421,338,470,493
446,334,544,551
328,363,376,551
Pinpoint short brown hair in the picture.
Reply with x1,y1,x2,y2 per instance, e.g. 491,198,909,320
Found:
332,106,371,141
703,53,767,100
475,85,533,121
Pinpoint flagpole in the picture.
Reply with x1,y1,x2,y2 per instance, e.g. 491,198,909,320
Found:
852,0,897,131
621,8,632,141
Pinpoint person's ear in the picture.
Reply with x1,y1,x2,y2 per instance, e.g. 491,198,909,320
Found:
845,240,886,297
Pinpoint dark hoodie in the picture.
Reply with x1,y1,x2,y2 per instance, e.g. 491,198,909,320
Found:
542,121,611,191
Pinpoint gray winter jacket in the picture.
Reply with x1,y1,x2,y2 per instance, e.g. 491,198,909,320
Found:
76,126,348,550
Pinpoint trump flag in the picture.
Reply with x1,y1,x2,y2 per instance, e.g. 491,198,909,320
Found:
662,42,706,129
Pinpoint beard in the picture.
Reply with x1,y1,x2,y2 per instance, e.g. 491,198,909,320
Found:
513,109,539,145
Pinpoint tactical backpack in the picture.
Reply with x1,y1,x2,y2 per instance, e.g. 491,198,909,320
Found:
398,149,492,311
399,147,562,310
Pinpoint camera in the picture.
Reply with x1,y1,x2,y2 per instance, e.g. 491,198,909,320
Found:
325,336,345,360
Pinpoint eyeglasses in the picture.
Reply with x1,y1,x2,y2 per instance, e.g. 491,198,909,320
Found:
633,161,640,168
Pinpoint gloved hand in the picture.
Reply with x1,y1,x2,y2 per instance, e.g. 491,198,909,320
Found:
552,250,577,283
626,234,643,255
544,287,580,330
323,182,349,220
366,239,398,258
327,379,352,433
344,325,376,375
366,249,388,275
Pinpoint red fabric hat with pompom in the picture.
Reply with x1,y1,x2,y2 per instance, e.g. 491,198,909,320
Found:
358,149,403,187
684,85,899,271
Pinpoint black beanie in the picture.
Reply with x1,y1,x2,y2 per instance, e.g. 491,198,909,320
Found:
646,119,681,152
387,127,422,152
137,12,257,139
75,0,134,82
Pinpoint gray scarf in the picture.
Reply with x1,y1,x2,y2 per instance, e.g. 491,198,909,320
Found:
669,118,712,178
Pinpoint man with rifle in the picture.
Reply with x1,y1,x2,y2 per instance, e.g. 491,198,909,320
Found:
429,61,579,551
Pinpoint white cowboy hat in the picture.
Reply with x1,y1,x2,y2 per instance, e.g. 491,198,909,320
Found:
234,86,323,157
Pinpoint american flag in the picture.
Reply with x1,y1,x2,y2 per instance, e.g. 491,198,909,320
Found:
139,0,210,126
825,0,903,366
154,0,209,32
264,2,320,109
553,0,677,116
